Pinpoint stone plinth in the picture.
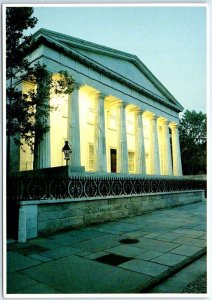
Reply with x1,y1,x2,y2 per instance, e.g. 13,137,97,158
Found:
18,190,205,241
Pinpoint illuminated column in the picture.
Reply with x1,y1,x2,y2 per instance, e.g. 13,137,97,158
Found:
134,109,146,174
170,123,182,176
35,130,51,169
117,102,128,173
94,93,107,172
161,120,173,175
67,83,81,166
149,114,161,175
33,85,51,169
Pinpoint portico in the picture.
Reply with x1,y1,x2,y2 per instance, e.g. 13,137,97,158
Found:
17,28,183,176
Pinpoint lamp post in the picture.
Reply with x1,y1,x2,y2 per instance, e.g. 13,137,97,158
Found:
62,141,72,166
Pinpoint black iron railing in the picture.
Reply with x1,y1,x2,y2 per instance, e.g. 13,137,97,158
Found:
8,174,206,201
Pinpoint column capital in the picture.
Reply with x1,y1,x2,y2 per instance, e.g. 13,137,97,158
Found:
169,123,179,130
159,118,170,126
116,101,127,109
133,108,145,115
97,92,107,101
147,113,159,121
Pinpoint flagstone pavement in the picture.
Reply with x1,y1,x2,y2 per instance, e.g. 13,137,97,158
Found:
6,201,206,295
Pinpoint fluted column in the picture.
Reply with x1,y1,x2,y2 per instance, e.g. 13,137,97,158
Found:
35,130,51,169
170,123,182,176
149,114,161,175
161,120,173,175
94,93,107,172
117,102,128,173
134,109,146,174
67,83,81,166
33,85,51,170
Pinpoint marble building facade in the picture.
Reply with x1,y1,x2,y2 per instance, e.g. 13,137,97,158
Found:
16,28,183,176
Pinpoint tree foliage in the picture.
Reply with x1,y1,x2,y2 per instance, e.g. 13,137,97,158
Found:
6,7,74,154
7,63,74,151
6,7,37,79
179,110,206,175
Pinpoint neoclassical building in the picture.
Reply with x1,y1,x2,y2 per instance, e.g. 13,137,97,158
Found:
14,28,183,176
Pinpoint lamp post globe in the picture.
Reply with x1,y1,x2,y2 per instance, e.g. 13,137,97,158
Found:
62,141,72,166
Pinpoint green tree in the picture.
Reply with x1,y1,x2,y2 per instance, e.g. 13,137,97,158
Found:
179,110,206,175
6,7,74,238
6,7,74,170
6,7,37,80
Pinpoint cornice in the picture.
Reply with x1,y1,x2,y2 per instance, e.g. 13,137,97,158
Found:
32,30,183,113
34,28,136,61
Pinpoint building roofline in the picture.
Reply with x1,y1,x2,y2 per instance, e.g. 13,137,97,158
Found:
32,28,184,112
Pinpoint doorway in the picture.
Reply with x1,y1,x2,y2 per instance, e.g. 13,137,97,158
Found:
110,149,117,173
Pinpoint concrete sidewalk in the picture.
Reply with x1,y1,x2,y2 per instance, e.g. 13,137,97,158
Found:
6,201,206,294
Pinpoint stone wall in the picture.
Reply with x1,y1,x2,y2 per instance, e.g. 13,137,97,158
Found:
18,190,205,242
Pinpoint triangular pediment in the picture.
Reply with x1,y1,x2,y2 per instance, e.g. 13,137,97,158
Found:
33,28,183,112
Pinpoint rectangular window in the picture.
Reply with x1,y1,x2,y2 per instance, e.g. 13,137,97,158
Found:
128,152,135,173
88,144,95,171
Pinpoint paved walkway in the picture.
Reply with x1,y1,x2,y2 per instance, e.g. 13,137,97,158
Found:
6,201,206,294
148,255,206,293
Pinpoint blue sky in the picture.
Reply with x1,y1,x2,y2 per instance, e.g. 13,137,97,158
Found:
27,5,207,114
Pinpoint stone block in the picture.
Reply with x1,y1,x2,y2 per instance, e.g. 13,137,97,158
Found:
108,197,130,205
113,210,128,219
171,236,206,248
45,209,74,220
129,202,141,210
38,211,56,222
165,198,177,207
128,209,139,217
56,216,84,229
40,203,70,212
107,245,146,258
26,205,38,239
171,244,203,256
39,246,79,259
7,272,38,293
83,211,114,224
83,214,97,224
38,220,57,233
136,250,162,261
100,205,112,212
112,204,125,210
120,258,169,277
152,199,164,209
99,211,115,221
130,196,142,202
151,253,187,266
83,205,100,214
7,252,42,273
124,202,132,209
66,208,82,217
39,205,82,222
18,206,27,243
142,200,153,212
